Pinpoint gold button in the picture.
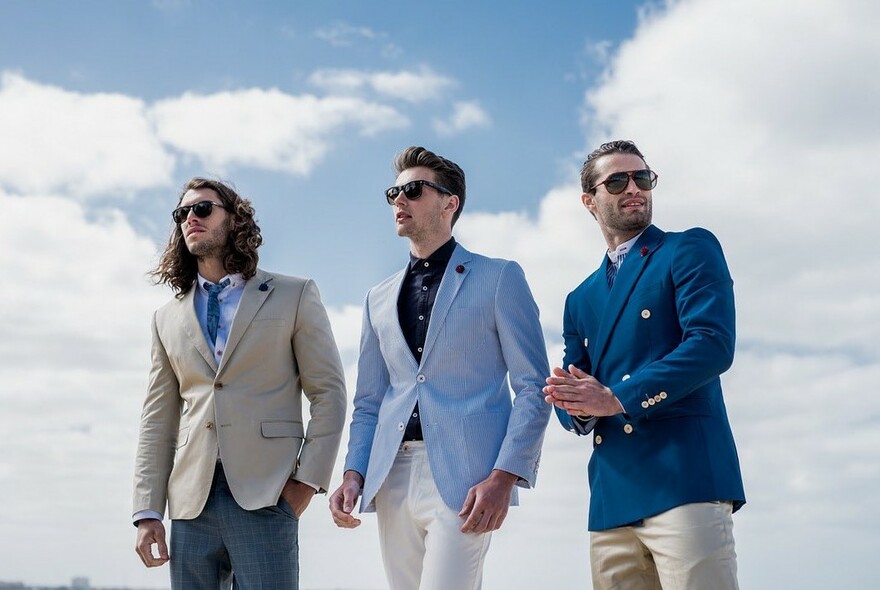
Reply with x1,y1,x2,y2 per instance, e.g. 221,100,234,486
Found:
641,309,651,319
623,424,634,434
595,435,603,445
206,422,214,429
659,391,668,399
641,401,649,409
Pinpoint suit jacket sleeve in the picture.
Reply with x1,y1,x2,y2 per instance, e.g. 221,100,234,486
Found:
343,293,388,478
132,311,181,517
612,228,736,419
290,279,347,492
491,261,552,487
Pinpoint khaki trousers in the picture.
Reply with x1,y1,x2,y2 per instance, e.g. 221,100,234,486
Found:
375,441,492,590
590,501,739,590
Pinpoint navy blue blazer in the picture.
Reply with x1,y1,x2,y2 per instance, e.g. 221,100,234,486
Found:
556,225,745,531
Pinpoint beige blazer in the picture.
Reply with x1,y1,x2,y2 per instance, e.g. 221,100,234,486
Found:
133,269,346,520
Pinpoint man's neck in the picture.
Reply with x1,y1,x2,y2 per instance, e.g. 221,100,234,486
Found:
409,233,453,260
197,258,228,284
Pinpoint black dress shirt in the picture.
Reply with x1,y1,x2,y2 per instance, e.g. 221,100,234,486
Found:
398,237,457,440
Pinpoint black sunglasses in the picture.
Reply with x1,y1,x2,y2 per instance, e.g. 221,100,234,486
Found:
385,179,453,205
172,200,230,224
591,169,658,195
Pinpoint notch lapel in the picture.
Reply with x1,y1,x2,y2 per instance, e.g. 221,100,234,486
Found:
420,245,471,363
174,286,218,372
384,267,420,371
217,269,273,374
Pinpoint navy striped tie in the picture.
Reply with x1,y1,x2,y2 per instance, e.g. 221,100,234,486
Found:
205,278,230,343
606,252,626,287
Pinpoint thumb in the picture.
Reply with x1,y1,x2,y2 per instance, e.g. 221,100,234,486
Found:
459,488,476,517
568,364,590,379
343,490,356,513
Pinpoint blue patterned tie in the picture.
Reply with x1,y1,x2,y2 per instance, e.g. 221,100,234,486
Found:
205,278,230,344
606,252,626,287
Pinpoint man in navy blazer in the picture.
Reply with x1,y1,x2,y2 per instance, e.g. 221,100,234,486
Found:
544,140,745,589
330,146,551,589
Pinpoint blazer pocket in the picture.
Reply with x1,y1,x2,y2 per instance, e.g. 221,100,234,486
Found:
260,421,305,438
176,427,190,449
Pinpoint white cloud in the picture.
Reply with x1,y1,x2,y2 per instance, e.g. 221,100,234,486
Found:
314,22,381,47
432,100,492,137
0,72,174,198
309,66,455,103
151,88,409,175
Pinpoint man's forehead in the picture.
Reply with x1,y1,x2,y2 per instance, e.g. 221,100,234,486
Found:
396,166,435,183
596,152,645,173
180,187,221,205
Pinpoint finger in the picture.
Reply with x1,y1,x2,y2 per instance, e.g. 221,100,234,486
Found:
568,364,590,378
458,488,476,518
551,366,573,378
343,489,357,513
155,530,169,561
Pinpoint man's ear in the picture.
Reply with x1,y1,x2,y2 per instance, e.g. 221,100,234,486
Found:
581,192,598,220
445,195,460,215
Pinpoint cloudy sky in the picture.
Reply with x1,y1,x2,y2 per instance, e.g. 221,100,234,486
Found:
1,0,877,588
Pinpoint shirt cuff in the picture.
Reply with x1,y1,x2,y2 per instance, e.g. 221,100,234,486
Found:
133,510,163,525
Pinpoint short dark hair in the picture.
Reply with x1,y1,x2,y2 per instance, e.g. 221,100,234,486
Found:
580,140,648,193
393,146,466,226
151,177,262,297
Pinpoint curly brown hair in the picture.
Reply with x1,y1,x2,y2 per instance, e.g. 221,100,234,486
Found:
151,177,262,297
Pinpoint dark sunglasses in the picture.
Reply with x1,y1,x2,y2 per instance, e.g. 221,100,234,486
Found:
385,179,453,205
591,169,658,194
172,200,230,224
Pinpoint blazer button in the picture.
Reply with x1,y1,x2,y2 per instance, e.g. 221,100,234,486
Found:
641,401,649,409
659,391,668,399
623,424,634,434
206,422,214,429
641,309,651,319
417,375,426,383
653,394,662,402
622,374,630,381
215,382,224,389
648,398,656,405
594,435,603,445
397,422,405,431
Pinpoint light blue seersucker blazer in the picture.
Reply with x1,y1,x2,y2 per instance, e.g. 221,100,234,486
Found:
344,243,551,513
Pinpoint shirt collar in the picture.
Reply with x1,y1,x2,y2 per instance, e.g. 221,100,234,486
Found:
408,237,457,271
197,272,244,294
607,230,645,265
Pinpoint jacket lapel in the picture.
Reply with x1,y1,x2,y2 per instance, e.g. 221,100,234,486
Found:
218,269,273,374
591,225,665,369
177,286,218,371
420,244,471,363
385,267,420,371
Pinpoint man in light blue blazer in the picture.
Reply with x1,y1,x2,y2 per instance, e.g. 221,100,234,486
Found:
330,146,551,590
544,140,745,590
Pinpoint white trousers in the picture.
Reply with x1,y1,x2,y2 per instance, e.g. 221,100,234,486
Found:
375,441,492,590
590,501,739,590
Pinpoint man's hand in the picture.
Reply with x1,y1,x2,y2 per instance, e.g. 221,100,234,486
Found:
543,365,625,417
329,470,365,529
135,519,169,568
281,479,316,518
458,469,518,534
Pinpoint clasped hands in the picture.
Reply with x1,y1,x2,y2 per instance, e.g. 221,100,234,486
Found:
543,364,625,417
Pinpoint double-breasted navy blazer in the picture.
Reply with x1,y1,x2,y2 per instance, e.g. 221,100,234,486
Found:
556,224,745,531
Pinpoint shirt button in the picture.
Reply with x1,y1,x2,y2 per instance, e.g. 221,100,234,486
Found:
412,412,418,418
424,262,429,267
217,350,223,356
641,309,651,319
417,347,423,353
623,424,634,434
418,315,424,320
422,286,428,291
417,374,426,383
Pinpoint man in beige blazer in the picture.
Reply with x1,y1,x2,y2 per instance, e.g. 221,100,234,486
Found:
133,177,346,589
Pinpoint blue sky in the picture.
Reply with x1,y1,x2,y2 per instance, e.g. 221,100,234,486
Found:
1,1,878,589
